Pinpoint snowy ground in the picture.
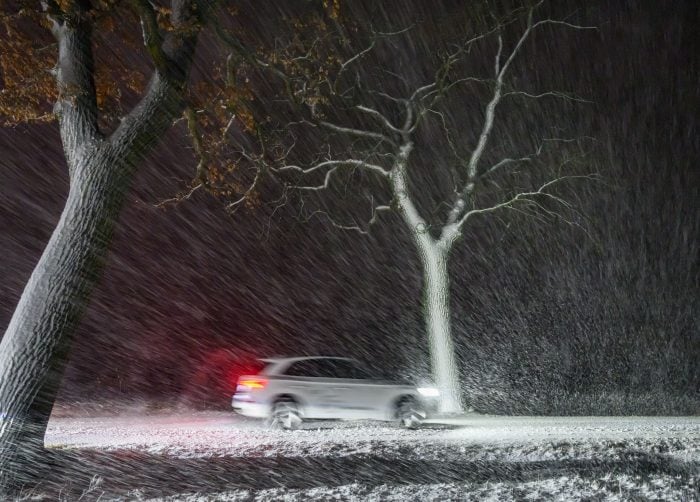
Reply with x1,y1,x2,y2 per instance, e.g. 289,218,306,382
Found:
25,412,700,500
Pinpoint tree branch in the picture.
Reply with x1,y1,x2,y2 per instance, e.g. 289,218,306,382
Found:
155,182,203,208
355,105,402,134
110,0,211,155
480,156,533,178
502,90,593,103
226,166,264,212
273,158,390,180
333,40,376,92
131,0,168,73
463,31,506,183
45,0,101,170
40,0,64,33
442,5,596,230
183,106,208,186
320,120,397,147
532,19,598,31
455,175,596,229
305,203,392,235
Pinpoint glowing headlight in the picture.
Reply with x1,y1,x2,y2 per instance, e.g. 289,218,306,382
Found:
417,387,440,397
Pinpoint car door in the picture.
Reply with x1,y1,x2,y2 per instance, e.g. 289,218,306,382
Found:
333,360,387,419
282,359,345,418
310,358,366,418
320,359,366,419
279,359,318,417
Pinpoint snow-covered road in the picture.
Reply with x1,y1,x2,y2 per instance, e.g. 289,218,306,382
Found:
46,412,699,460
39,412,699,501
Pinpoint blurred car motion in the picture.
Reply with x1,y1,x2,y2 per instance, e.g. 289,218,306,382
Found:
232,356,439,429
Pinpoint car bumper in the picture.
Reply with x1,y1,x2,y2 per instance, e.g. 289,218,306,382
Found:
231,395,270,418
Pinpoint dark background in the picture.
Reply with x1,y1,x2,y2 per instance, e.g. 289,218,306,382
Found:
1,0,698,414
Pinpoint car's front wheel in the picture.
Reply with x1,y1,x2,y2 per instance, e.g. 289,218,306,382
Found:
396,397,425,429
268,398,302,430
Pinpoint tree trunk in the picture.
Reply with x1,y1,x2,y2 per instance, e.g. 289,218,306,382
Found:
390,148,463,414
0,147,133,489
0,0,207,489
417,240,464,414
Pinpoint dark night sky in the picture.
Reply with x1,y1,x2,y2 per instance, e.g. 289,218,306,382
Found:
1,0,698,413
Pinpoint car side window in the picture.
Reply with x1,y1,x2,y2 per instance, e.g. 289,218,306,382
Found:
350,362,373,380
321,359,370,379
284,359,358,378
309,359,349,378
285,360,322,377
329,360,356,379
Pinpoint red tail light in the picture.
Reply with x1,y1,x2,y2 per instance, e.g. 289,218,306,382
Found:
238,377,268,390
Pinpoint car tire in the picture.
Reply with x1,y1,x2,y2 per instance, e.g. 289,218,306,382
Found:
268,398,302,430
396,397,425,430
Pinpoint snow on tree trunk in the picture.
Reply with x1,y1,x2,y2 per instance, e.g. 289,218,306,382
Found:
391,143,463,414
0,1,206,489
417,240,463,414
0,148,133,487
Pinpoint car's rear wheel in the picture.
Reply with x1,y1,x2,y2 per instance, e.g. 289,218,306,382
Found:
396,397,425,429
269,398,302,430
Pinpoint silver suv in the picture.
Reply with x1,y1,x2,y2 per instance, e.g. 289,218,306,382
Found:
231,356,439,429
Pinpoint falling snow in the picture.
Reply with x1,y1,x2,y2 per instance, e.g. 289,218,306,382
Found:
1,0,698,499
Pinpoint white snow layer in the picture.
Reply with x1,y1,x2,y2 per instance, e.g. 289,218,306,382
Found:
44,412,699,501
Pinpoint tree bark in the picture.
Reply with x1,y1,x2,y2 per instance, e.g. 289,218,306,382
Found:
416,240,463,413
0,147,136,486
0,1,208,491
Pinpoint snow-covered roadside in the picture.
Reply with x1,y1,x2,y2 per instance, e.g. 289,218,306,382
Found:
37,412,699,501
148,474,698,502
46,412,700,463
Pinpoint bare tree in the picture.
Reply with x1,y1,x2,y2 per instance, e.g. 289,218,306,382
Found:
207,2,596,413
0,0,213,489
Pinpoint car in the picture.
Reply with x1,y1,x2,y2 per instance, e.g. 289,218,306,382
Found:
231,356,439,429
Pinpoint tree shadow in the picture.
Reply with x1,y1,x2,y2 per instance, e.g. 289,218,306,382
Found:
414,423,463,430
296,421,463,431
